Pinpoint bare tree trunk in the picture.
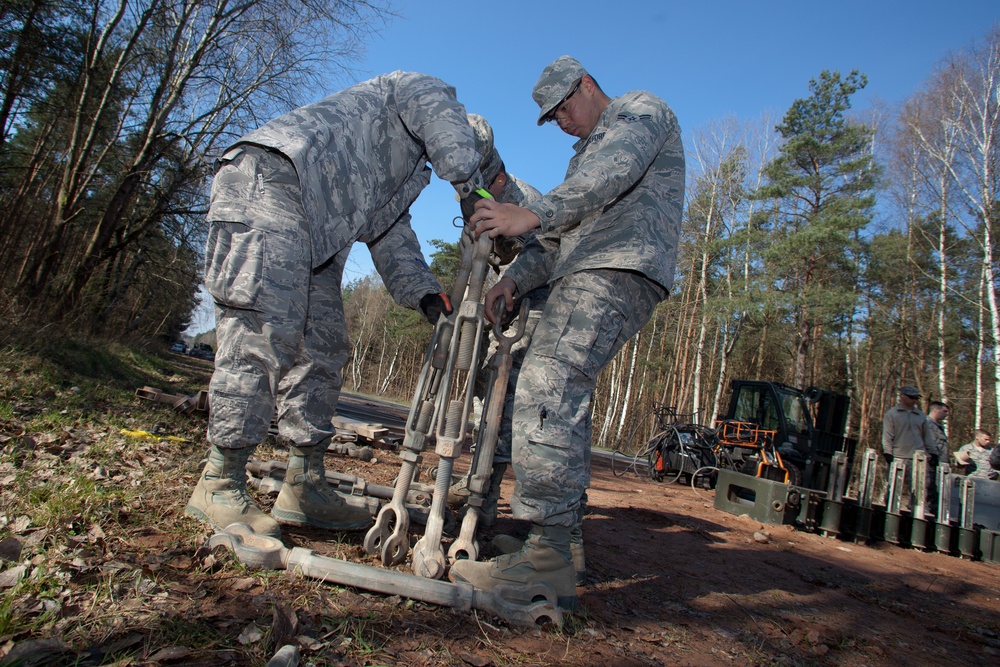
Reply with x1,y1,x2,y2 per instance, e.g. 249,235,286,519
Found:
976,263,987,429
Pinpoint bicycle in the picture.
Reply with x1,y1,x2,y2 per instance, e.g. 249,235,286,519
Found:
612,406,721,487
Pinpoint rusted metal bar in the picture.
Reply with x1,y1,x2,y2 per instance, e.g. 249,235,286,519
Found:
209,523,562,628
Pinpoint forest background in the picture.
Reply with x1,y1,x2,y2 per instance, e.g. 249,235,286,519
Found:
1,1,999,460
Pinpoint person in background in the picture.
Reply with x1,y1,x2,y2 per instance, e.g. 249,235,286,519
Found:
881,385,934,508
988,439,1000,480
955,429,996,480
453,114,545,530
924,400,950,511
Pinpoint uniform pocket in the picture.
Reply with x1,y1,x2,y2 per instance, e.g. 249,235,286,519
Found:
204,221,265,309
551,296,625,380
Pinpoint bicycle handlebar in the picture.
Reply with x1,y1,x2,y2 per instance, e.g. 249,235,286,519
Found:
653,405,703,427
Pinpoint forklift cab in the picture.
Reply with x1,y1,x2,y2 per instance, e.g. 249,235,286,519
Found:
730,382,812,453
724,380,855,490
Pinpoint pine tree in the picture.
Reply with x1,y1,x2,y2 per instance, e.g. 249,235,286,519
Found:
753,70,879,389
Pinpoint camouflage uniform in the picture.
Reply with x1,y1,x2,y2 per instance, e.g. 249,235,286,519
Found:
924,418,949,510
925,419,948,461
957,442,995,479
502,77,686,529
204,72,483,452
477,175,546,466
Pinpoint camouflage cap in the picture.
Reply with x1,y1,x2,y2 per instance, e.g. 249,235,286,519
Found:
899,385,921,398
467,113,504,186
532,55,588,125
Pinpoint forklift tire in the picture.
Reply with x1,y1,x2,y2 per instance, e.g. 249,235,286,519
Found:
784,462,803,487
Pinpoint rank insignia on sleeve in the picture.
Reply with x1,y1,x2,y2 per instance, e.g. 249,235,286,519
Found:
617,113,652,123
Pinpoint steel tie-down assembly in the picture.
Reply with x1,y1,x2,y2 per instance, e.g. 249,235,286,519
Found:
213,224,548,624
449,297,527,562
208,523,562,627
364,227,512,579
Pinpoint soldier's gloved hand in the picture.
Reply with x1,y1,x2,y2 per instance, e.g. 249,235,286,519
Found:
883,453,894,466
452,169,486,200
928,454,940,469
419,292,452,325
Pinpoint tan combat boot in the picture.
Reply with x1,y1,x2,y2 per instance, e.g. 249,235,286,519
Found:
492,531,586,585
185,445,281,537
450,524,577,611
272,442,371,531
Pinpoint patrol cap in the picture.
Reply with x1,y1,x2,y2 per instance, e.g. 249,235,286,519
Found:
467,113,504,186
533,55,588,126
899,385,921,398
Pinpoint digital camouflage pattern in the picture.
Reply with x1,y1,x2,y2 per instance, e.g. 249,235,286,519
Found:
957,442,995,479
501,73,684,528
466,114,504,188
510,269,663,527
925,419,948,459
206,146,354,449
204,73,484,451
212,71,482,274
506,89,685,297
531,55,588,125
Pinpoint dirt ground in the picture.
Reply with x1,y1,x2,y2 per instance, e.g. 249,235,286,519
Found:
3,350,1000,667
236,394,1000,667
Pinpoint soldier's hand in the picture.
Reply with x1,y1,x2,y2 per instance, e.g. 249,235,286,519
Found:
928,455,940,469
471,200,540,239
484,277,517,325
883,453,894,466
419,292,452,326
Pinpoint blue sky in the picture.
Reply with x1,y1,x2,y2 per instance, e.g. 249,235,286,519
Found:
185,0,1000,334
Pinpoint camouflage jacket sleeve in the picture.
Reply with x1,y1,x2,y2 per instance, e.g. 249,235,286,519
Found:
489,174,545,267
505,92,684,293
522,93,676,235
924,420,948,458
487,174,559,294
391,72,480,185
367,211,442,309
501,232,561,296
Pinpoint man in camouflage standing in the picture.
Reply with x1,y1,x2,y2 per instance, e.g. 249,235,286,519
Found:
924,400,950,511
186,72,488,538
449,56,685,611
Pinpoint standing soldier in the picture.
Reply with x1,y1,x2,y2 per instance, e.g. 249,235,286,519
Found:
450,56,685,611
924,400,950,512
882,385,935,509
185,72,488,538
